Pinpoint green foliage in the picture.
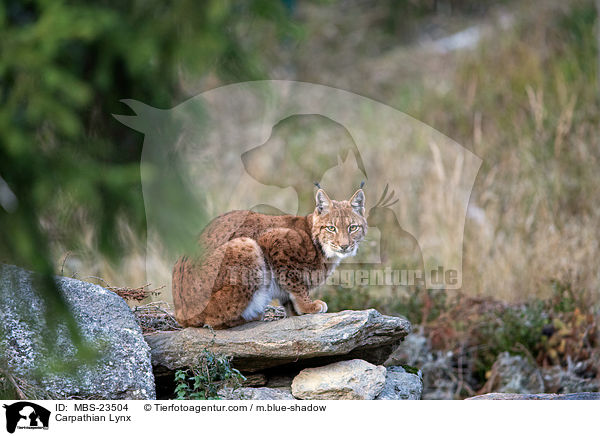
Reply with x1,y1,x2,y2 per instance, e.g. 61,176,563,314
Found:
549,279,585,314
0,0,296,363
174,349,245,400
554,1,598,82
473,303,547,380
0,0,297,262
465,280,595,386
0,382,15,400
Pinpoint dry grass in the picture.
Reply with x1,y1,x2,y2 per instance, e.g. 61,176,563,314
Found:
436,1,600,303
300,0,600,305
133,301,181,334
51,1,600,313
292,0,600,308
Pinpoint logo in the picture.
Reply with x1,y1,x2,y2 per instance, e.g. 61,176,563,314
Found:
3,402,50,434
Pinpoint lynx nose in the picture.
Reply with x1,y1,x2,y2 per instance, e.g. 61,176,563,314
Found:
340,244,349,251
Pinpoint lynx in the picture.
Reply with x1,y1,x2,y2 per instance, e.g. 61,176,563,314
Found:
172,187,367,329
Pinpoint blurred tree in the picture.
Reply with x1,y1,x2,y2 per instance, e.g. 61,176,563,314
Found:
0,0,299,355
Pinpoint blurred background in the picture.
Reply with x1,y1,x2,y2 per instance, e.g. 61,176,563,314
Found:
1,0,599,398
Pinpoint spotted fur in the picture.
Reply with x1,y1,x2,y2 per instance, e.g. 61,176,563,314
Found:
172,188,367,329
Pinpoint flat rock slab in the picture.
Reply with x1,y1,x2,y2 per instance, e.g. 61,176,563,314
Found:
145,309,410,372
291,359,386,400
466,392,600,400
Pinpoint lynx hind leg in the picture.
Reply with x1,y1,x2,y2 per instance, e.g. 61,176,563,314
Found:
189,237,268,329
172,254,214,328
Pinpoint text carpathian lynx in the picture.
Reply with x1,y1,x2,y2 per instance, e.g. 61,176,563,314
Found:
172,187,367,329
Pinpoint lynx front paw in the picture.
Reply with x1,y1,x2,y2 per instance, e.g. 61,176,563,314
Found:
288,295,328,314
313,299,328,313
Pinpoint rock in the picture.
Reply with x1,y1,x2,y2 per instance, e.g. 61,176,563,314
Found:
375,366,423,400
241,373,268,387
218,386,295,400
291,359,386,400
386,330,457,399
145,309,410,373
466,392,600,400
0,263,155,399
485,352,543,394
265,375,294,389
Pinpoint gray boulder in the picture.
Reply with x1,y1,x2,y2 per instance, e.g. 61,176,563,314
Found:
466,392,600,400
291,359,386,400
541,366,599,394
375,366,423,400
146,309,410,373
0,263,155,399
386,330,456,399
485,352,544,394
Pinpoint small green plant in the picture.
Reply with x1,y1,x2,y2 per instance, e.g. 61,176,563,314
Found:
174,349,245,400
401,364,421,375
473,302,548,381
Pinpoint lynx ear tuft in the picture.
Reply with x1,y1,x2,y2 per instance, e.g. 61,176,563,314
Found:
350,189,365,216
315,189,331,215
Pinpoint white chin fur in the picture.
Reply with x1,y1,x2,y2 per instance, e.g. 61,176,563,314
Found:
322,244,337,258
323,244,357,259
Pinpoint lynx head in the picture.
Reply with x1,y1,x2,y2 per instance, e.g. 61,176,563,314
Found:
311,188,367,259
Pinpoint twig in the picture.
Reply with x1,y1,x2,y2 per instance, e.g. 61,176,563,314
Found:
60,251,71,276
133,301,182,333
1,369,26,400
84,276,164,301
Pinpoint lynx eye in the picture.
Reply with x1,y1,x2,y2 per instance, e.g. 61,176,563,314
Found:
348,224,359,233
325,225,337,233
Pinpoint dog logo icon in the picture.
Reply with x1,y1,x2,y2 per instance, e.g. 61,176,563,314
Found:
3,402,50,433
